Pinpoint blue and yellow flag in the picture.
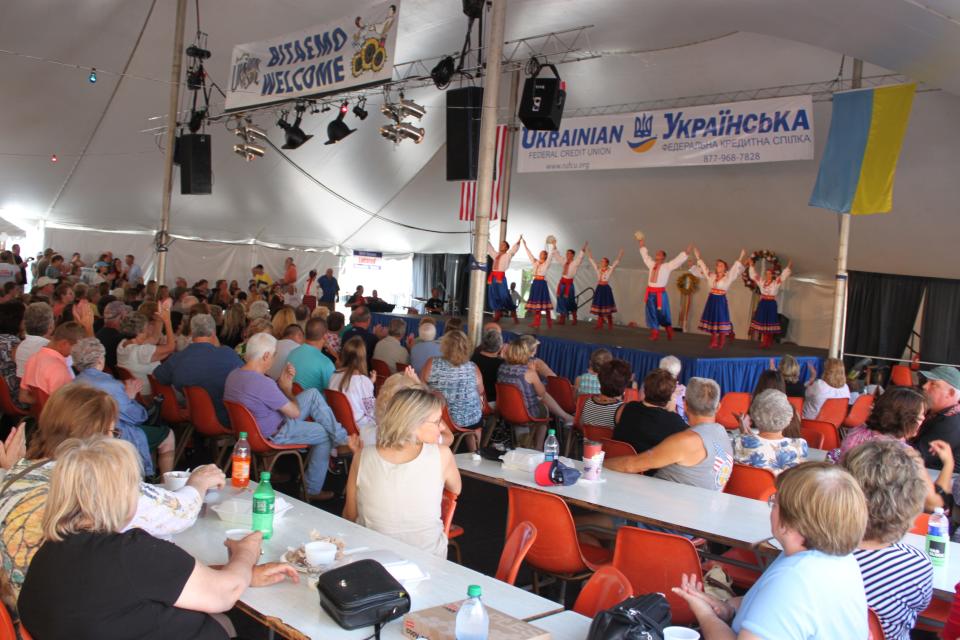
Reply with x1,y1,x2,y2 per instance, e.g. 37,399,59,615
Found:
809,83,915,215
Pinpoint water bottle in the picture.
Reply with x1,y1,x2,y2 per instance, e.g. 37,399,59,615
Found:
926,507,949,567
455,585,489,640
252,472,275,540
544,429,559,462
231,432,251,489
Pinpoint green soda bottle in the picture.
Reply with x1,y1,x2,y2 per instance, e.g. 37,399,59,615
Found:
252,472,275,540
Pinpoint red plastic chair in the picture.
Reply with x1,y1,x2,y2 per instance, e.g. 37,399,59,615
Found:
183,386,235,468
496,383,549,448
0,600,17,640
716,392,751,429
114,366,136,381
442,403,481,454
801,419,840,450
816,397,849,428
395,362,408,374
573,565,634,618
506,486,611,601
441,489,464,563
910,512,930,535
787,396,804,416
723,463,776,502
291,382,304,395
623,388,640,403
323,389,360,437
612,526,703,626
223,400,308,498
598,437,637,459
868,608,885,640
843,394,875,429
149,374,192,467
889,365,914,387
916,597,949,633
371,359,391,396
798,425,825,449
495,521,537,586
27,386,49,419
567,394,615,456
0,377,28,420
546,376,576,416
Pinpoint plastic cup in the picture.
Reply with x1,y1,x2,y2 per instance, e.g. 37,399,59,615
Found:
582,451,605,481
304,541,338,567
663,627,700,640
162,471,190,491
583,440,602,461
225,528,253,541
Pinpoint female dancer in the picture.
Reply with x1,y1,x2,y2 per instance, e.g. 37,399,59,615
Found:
748,258,793,348
586,247,624,331
691,248,746,349
522,238,554,328
486,237,521,323
550,239,587,325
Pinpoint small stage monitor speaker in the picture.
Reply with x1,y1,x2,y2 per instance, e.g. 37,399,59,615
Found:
518,76,566,131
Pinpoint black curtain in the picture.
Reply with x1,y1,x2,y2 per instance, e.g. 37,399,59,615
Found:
921,278,960,365
844,271,926,362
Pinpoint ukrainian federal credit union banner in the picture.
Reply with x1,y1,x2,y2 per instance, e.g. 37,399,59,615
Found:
225,1,400,112
516,95,814,173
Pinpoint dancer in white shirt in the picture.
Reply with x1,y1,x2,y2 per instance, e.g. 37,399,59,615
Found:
486,237,522,324
522,238,555,329
586,248,624,331
550,240,587,325
638,238,691,341
690,248,747,349
747,259,793,348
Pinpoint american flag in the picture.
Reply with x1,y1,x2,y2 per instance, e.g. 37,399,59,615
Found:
459,124,508,221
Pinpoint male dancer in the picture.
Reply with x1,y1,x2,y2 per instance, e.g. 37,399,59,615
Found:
638,237,692,341
550,239,587,325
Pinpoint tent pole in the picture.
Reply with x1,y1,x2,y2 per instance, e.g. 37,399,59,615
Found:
498,68,521,246
829,58,862,359
467,0,508,346
156,0,188,286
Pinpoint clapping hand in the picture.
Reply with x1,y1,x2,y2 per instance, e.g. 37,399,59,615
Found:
671,573,735,623
929,440,954,467
123,377,144,399
0,423,26,470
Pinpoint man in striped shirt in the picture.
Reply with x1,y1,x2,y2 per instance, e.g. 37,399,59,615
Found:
843,440,933,640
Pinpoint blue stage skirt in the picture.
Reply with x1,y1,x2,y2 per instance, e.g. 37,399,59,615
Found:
526,279,553,312
750,298,781,334
591,283,617,315
698,292,734,334
487,276,516,311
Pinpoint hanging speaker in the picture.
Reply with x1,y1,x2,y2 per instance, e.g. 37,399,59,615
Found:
446,86,484,181
179,133,212,195
518,63,566,131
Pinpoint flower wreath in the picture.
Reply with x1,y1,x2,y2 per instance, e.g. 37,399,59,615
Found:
742,249,783,293
676,271,700,295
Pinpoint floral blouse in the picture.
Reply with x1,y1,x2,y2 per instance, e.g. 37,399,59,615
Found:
732,433,808,475
0,334,27,409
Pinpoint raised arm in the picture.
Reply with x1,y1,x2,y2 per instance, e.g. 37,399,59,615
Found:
638,244,654,268
522,239,536,265
778,261,793,283
486,241,498,260
725,260,745,286
508,237,522,258
609,249,624,272
586,249,599,275
747,262,760,285
666,247,691,270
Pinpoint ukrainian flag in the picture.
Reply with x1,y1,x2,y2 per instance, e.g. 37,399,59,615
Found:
809,83,915,215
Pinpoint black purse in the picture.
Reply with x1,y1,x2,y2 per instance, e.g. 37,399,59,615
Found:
586,593,672,640
316,559,411,633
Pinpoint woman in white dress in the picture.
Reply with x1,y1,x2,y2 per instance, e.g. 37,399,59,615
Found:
116,307,175,397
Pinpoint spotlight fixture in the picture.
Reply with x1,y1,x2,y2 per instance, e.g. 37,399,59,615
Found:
430,56,455,89
380,103,400,121
398,98,426,120
462,0,485,19
352,98,368,120
88,68,97,84
395,122,425,143
185,45,212,60
379,124,400,142
325,109,355,145
235,122,267,141
51,154,58,163
277,102,313,150
188,108,207,133
233,143,265,161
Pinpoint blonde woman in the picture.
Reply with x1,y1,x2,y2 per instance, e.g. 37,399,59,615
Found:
18,437,297,639
271,305,297,339
328,336,377,429
422,330,484,430
343,388,461,558
373,370,452,447
219,303,247,349
802,357,850,419
777,354,807,397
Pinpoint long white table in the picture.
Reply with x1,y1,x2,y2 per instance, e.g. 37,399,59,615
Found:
173,485,563,639
529,610,593,640
902,533,960,600
456,454,773,549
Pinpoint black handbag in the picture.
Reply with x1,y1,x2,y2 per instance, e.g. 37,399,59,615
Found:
316,559,411,632
586,593,672,640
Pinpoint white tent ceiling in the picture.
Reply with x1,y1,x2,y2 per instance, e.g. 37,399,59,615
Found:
2,0,960,278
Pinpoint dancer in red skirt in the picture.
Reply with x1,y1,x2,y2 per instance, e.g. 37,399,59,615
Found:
522,238,555,328
747,259,792,348
586,247,624,331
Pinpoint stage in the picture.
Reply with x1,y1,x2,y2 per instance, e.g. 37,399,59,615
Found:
370,313,826,393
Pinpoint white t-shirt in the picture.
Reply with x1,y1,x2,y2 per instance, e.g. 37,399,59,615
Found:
0,263,18,285
328,371,376,428
802,379,851,419
116,341,160,394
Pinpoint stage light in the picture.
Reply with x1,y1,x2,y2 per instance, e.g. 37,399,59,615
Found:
352,98,368,120
431,56,455,89
379,124,401,142
398,98,426,120
233,143,265,161
185,45,212,60
325,110,355,145
277,104,313,150
50,154,58,163
339,101,349,115
380,103,400,121
462,0,484,19
396,122,425,143
88,68,97,83
235,122,267,140
188,108,206,133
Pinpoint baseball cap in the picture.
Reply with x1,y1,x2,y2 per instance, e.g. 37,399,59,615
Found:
35,276,57,288
534,460,581,487
921,366,960,392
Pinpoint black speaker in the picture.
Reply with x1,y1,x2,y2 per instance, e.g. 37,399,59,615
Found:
446,87,483,181
519,65,566,131
179,133,212,195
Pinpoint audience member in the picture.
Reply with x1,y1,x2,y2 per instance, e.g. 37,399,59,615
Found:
0,301,27,410
497,337,573,448
778,354,806,397
341,307,379,368
325,311,345,356
612,368,687,454
246,299,271,322
287,318,335,392
732,389,807,475
318,268,339,313
268,323,304,380
444,317,464,333
802,357,850,419
373,318,410,368
329,337,377,440
581,359,630,429
251,263,272,289
224,333,350,501
423,330,484,437
575,348,612,396
15,302,55,378
607,377,733,493
410,318,442,376
842,441,933,640
95,300,130,370
116,308,175,396
271,306,297,340
471,328,503,405
20,320,89,405
343,388,461,558
219,302,246,349
672,463,868,639
346,285,365,309
911,366,960,474
659,355,686,422
153,314,243,427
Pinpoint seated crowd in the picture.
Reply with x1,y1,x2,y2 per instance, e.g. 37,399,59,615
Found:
3,247,960,639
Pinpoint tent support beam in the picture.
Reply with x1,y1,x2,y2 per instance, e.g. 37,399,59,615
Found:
829,58,862,359
499,68,521,246
467,0,508,346
156,0,188,285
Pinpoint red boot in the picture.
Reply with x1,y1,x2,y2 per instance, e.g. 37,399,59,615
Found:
493,311,502,323
709,333,719,349
650,329,660,341
571,315,578,326
511,311,519,324
556,315,566,325
718,333,727,349
546,314,553,328
594,316,605,331
607,316,614,330
665,326,674,341
530,313,541,328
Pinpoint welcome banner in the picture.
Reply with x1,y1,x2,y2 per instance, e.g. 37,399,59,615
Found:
224,1,401,112
516,95,814,173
